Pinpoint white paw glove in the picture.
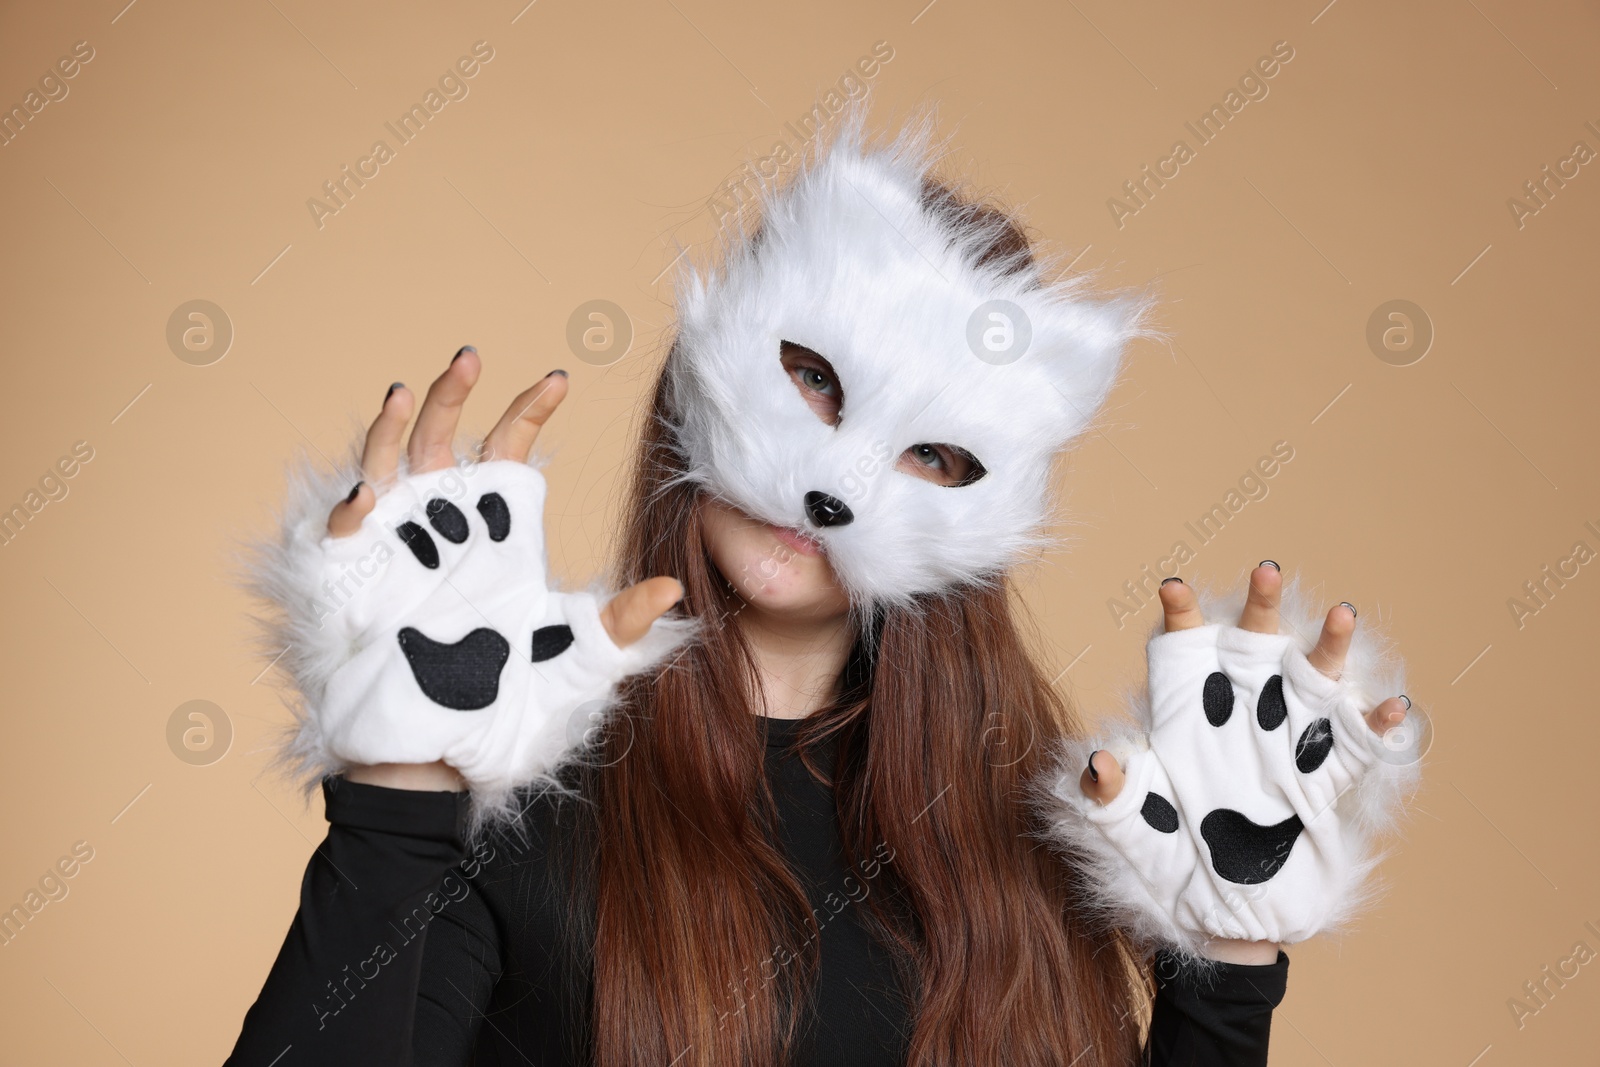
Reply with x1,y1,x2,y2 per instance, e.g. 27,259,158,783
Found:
251,451,694,811
1039,581,1422,953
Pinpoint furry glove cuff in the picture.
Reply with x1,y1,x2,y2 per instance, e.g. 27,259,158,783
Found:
1038,581,1422,954
257,455,694,813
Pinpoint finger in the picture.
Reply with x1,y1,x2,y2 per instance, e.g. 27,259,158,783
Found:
407,347,481,474
327,481,372,538
1159,577,1205,632
1238,561,1282,634
1307,602,1357,678
600,576,685,647
1080,749,1126,805
481,371,569,464
1365,695,1410,737
361,382,414,484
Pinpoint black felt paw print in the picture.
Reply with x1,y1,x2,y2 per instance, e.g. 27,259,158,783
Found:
1139,670,1339,885
391,491,576,711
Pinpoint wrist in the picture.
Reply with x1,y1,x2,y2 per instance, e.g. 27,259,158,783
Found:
1200,937,1282,965
345,760,466,792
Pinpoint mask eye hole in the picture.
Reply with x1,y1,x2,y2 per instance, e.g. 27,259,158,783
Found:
780,341,843,426
895,443,987,487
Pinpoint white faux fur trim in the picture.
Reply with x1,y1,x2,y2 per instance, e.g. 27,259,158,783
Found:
235,434,372,800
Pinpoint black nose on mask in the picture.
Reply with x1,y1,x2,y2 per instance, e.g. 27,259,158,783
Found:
804,491,854,528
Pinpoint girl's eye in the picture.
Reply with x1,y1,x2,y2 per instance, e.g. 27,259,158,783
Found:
801,368,836,395
779,341,844,426
897,443,986,487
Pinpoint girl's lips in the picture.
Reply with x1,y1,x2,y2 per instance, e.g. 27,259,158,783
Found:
768,524,823,557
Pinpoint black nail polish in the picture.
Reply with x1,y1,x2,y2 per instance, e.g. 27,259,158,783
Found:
1340,602,1357,618
1087,750,1100,784
452,345,476,363
1161,576,1183,586
385,382,404,401
1399,694,1412,711
545,368,569,379
1259,560,1280,571
346,481,363,503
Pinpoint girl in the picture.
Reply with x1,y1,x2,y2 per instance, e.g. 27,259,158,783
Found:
226,110,1417,1066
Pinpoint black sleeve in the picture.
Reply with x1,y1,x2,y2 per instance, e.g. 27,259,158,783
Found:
412,841,505,1064
223,776,476,1067
1143,949,1290,1067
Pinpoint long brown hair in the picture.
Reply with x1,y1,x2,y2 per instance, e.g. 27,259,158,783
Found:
556,176,1150,1066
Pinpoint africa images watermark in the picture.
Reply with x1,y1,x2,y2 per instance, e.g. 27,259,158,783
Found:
1505,917,1600,1031
0,440,96,549
703,40,896,228
1505,518,1600,631
308,450,494,629
1506,119,1600,231
310,858,485,1031
1106,39,1297,229
709,840,898,1035
305,41,497,231
1105,440,1296,630
0,840,95,948
0,39,96,149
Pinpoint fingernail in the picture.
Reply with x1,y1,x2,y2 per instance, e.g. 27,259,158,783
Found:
452,345,476,363
1399,694,1412,711
1161,576,1183,586
1087,751,1100,784
1259,560,1280,571
385,382,404,401
1340,601,1357,619
545,368,569,379
346,481,363,503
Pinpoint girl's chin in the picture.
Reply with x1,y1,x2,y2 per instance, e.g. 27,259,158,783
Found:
738,579,849,620
728,543,849,616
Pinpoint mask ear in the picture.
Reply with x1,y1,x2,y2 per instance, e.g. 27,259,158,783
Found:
1037,290,1155,443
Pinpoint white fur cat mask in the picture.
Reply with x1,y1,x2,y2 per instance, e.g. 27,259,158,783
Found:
666,111,1150,607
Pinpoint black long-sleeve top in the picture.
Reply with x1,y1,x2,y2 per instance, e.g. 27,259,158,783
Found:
225,715,1288,1065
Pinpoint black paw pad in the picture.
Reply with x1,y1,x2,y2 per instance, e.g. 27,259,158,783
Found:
1294,718,1335,773
529,624,575,662
1141,792,1180,834
477,493,511,542
397,522,439,569
1203,672,1234,726
426,498,469,544
1256,675,1287,731
1200,809,1304,885
397,626,510,710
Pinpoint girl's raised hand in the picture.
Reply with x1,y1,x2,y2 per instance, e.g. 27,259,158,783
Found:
1043,559,1423,956
326,348,684,650
1081,562,1409,804
263,347,696,801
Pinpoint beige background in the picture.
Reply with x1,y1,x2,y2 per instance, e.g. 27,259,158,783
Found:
1,0,1596,1062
